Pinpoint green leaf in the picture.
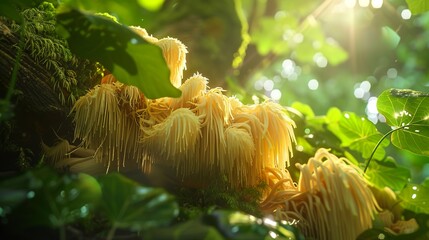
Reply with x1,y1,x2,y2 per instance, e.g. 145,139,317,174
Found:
325,107,342,124
98,173,178,231
60,0,158,26
358,213,429,239
399,183,429,214
205,210,304,239
406,0,429,15
365,157,411,192
377,89,429,156
143,220,224,240
328,111,389,160
381,26,401,49
56,9,181,98
1,168,101,228
291,101,315,118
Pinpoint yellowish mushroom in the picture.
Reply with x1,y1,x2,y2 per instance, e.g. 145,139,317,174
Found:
71,82,146,172
44,27,390,239
130,26,187,88
63,27,298,189
261,148,379,240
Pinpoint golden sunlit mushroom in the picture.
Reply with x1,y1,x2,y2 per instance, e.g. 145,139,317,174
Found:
261,148,379,240
72,82,146,172
130,26,187,88
192,88,232,168
170,73,208,109
54,27,298,189
141,107,201,177
224,122,255,187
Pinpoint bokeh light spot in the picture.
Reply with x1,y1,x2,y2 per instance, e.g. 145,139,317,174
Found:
354,88,364,98
367,97,378,114
293,33,304,44
271,89,282,100
313,52,328,68
401,9,411,20
308,79,319,90
360,80,371,92
254,79,264,91
387,68,398,79
263,80,274,91
359,0,370,7
371,0,383,8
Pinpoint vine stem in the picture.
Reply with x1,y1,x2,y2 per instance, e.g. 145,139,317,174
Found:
363,125,407,173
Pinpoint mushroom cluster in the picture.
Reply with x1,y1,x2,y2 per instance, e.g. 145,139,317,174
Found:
46,28,385,239
69,26,296,188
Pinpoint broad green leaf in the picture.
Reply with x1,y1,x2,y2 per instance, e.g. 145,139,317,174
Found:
406,0,429,15
365,157,410,192
377,89,429,156
381,26,401,49
325,107,342,124
143,220,224,240
291,101,315,118
399,183,429,214
56,9,181,99
206,210,304,239
296,137,315,155
98,173,178,231
60,0,158,26
1,168,101,228
328,111,389,160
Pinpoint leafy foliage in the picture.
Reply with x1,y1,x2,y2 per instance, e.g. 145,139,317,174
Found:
0,167,101,228
146,210,304,239
7,2,100,105
0,169,303,239
56,9,181,98
328,110,389,160
399,183,429,214
98,173,179,232
382,26,401,49
357,213,429,240
377,89,429,156
365,157,410,192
